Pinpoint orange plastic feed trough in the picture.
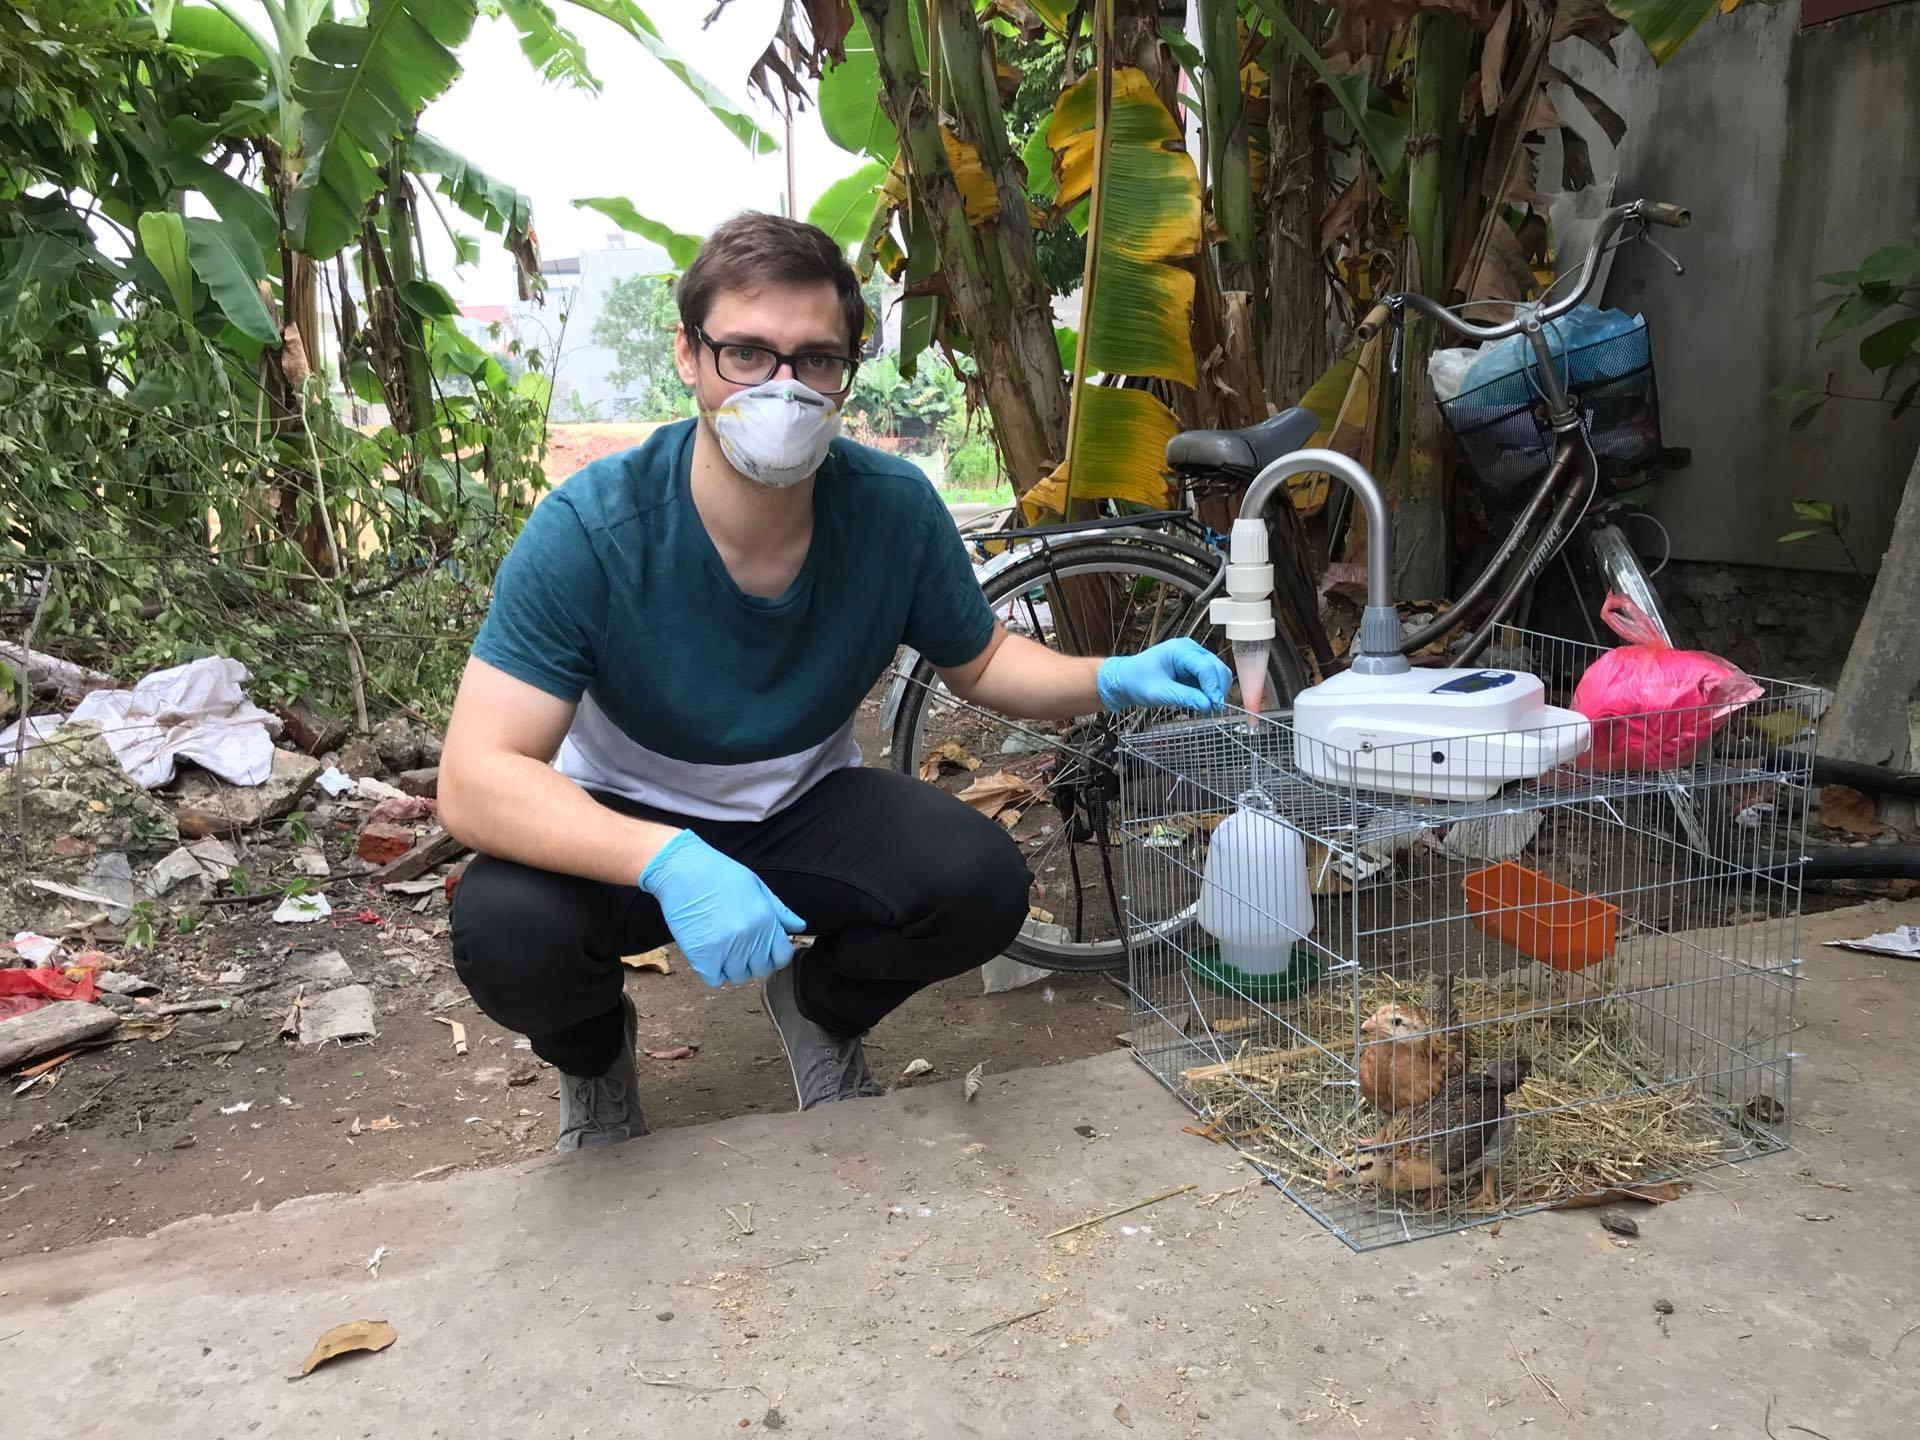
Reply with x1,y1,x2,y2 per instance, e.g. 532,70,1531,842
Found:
1462,861,1619,971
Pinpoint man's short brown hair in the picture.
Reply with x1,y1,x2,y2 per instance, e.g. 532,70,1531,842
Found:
676,211,866,352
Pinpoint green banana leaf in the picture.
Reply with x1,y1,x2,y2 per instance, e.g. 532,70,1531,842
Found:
288,0,477,260
563,0,778,154
808,160,891,250
572,197,702,270
136,212,194,320
1606,0,1720,65
1022,385,1182,518
819,15,896,164
168,156,277,250
409,133,533,240
166,6,268,68
183,216,277,343
1048,66,1200,385
1040,64,1201,512
498,0,600,92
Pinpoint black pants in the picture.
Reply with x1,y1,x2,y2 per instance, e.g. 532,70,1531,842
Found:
451,766,1032,1076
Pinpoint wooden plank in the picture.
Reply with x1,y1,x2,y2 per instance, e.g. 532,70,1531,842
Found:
0,1003,119,1071
370,826,467,886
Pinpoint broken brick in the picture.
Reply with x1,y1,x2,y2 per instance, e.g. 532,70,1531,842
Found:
356,820,416,866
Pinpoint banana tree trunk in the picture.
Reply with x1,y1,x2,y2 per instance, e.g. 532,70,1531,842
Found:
259,140,334,574
1199,0,1255,296
383,166,435,440
1262,0,1326,411
1391,13,1473,602
858,0,1068,495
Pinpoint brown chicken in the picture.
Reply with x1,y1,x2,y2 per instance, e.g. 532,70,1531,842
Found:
1356,999,1468,1113
1326,1058,1533,1210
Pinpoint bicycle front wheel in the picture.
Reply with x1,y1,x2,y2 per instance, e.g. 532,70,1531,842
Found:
890,538,1307,973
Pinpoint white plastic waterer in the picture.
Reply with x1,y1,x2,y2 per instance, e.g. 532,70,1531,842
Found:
1196,787,1314,976
1208,449,1591,801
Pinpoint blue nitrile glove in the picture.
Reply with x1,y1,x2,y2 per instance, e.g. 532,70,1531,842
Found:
637,831,806,988
1096,638,1232,715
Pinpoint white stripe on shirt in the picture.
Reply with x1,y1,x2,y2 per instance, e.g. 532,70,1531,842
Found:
556,692,862,822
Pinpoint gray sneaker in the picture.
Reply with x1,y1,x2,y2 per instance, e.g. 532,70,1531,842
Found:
555,993,649,1151
763,962,885,1110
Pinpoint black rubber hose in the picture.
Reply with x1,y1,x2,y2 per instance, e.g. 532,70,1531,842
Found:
1809,755,1920,800
1767,846,1920,881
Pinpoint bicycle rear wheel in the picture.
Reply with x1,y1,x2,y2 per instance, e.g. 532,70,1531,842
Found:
890,539,1308,973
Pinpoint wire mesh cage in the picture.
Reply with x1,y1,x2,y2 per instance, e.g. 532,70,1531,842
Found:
1440,320,1662,515
1118,627,1815,1250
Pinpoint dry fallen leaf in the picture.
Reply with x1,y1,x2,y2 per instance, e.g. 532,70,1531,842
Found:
1551,1182,1684,1210
956,770,1047,821
964,1061,985,1102
1819,784,1886,837
1113,1403,1133,1428
1599,1213,1640,1238
298,1318,397,1377
621,947,672,974
898,1057,933,1081
367,1114,400,1132
918,738,982,783
643,1044,699,1061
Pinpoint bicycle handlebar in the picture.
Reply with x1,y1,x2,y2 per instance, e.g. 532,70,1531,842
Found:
1385,198,1688,343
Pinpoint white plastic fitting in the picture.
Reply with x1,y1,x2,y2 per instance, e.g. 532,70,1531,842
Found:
1210,518,1277,641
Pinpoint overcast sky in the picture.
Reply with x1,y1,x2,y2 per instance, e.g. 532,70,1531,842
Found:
415,2,854,304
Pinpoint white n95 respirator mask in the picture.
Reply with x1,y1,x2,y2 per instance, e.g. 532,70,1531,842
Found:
703,379,843,489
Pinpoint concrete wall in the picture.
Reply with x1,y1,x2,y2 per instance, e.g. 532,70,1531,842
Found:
1557,3,1920,573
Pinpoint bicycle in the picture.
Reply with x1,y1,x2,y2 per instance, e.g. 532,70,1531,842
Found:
887,197,1918,971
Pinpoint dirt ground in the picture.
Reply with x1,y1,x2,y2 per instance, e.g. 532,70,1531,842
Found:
541,421,664,483
0,693,1127,1263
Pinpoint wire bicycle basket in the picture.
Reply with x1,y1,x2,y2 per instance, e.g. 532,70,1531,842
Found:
1440,320,1664,515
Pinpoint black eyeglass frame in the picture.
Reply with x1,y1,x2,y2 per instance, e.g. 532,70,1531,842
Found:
686,324,861,395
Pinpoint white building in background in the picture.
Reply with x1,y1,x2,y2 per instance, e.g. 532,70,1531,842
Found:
513,235,674,421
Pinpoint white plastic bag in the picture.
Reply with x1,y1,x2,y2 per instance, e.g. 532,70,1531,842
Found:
66,656,281,788
1427,346,1482,403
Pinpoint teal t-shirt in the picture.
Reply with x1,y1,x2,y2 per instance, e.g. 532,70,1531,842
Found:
472,420,994,820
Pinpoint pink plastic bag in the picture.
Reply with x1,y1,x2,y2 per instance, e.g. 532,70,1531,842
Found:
1571,595,1763,772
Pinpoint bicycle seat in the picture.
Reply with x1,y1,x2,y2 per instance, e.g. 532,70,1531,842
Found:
1164,406,1318,477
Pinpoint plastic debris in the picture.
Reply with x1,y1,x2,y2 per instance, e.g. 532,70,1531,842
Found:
1824,925,1920,961
316,765,355,798
67,656,280,788
297,984,377,1044
8,933,63,966
272,892,333,924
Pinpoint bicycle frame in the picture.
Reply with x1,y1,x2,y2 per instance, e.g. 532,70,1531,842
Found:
1363,198,1691,663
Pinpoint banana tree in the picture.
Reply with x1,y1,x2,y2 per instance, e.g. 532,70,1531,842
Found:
750,0,1764,602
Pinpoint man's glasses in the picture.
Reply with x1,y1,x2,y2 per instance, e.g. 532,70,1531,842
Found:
688,325,858,395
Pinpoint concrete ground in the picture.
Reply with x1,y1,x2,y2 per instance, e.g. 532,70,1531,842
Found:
3,900,1916,1438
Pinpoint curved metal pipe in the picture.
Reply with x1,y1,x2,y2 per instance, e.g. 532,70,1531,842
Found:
1240,447,1394,611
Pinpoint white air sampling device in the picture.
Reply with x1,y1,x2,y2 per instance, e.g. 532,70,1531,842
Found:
1210,449,1590,800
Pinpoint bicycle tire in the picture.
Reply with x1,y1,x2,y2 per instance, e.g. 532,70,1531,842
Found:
891,539,1305,973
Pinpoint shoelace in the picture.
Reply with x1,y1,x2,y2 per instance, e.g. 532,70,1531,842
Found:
571,1075,629,1136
